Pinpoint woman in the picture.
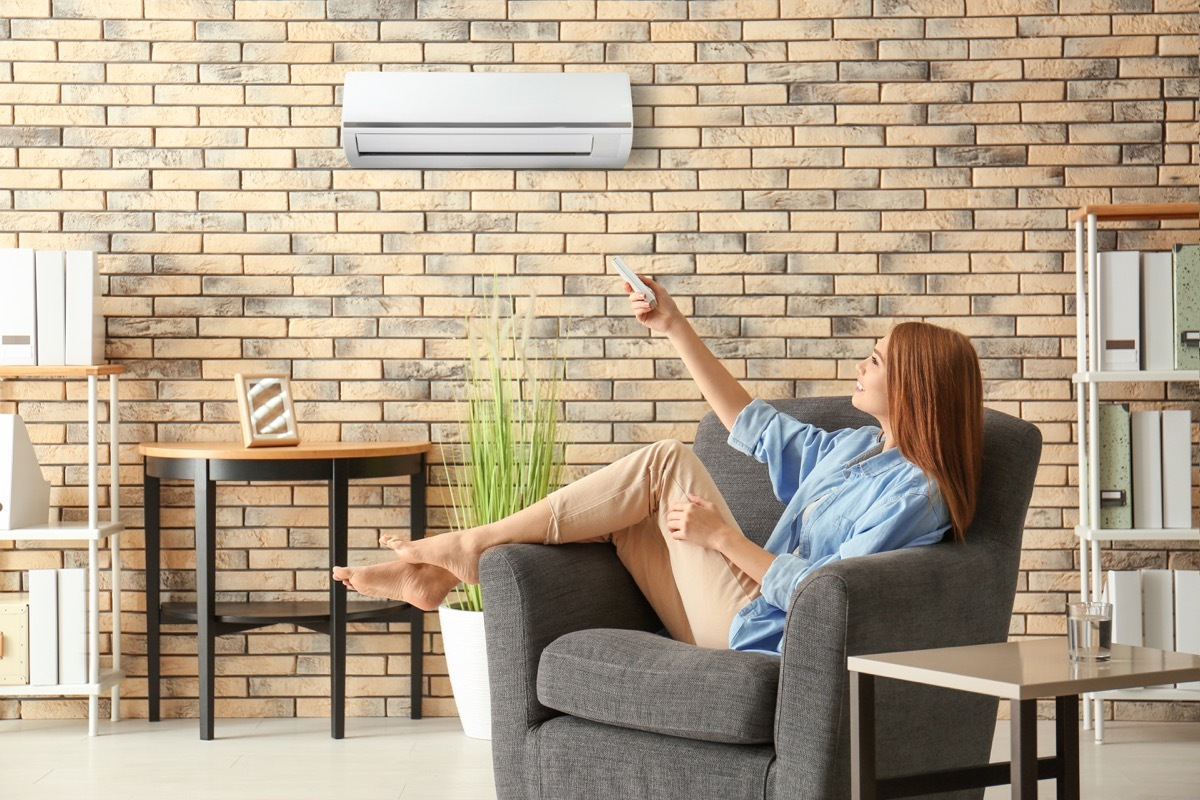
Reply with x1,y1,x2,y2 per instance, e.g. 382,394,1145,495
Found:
333,275,984,655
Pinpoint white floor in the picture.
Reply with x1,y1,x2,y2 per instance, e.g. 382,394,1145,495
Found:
1,716,1197,799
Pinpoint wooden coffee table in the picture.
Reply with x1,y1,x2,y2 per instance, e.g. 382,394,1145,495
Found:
848,638,1200,800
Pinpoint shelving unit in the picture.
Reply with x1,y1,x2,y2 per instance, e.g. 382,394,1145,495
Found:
0,365,125,736
1070,202,1200,743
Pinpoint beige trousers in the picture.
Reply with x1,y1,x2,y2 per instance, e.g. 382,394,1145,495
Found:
544,439,761,649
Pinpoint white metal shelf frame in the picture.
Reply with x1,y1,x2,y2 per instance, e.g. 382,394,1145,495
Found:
1071,203,1200,743
0,366,124,736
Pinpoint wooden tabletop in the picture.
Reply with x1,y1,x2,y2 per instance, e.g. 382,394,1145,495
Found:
139,440,431,460
847,638,1200,700
0,364,125,378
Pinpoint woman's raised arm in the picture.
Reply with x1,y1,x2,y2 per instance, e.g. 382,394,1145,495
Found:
625,275,752,431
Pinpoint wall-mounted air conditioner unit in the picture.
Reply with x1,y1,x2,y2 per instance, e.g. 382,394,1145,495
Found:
341,71,633,170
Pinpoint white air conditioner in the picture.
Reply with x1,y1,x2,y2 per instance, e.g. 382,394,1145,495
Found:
341,71,633,170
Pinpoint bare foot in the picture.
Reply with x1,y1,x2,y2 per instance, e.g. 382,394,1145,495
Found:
389,530,484,585
332,562,460,611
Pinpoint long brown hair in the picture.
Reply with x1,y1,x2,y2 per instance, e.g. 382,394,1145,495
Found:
885,322,984,542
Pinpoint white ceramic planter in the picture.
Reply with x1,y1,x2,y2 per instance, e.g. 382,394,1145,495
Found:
438,602,491,740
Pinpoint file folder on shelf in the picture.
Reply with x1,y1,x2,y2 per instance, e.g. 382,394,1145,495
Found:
1130,410,1163,529
1141,251,1175,371
1174,244,1199,371
1161,409,1193,530
1176,571,1200,690
34,250,66,366
64,250,104,366
1103,570,1143,647
0,414,52,531
1098,403,1133,529
0,249,38,366
28,569,58,686
1098,250,1141,371
56,568,87,686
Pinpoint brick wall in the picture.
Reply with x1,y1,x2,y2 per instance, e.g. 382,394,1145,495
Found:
0,0,1197,724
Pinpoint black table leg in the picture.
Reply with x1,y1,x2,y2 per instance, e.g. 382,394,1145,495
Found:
410,461,426,720
850,671,877,800
1011,698,1038,799
145,471,161,723
195,460,216,741
330,459,349,740
1056,694,1081,800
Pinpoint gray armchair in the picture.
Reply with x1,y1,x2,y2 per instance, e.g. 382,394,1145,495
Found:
481,397,1042,800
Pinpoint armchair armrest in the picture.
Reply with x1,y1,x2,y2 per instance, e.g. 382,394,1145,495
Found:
480,542,660,800
771,540,1016,799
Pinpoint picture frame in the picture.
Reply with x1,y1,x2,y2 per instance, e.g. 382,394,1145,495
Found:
233,372,301,448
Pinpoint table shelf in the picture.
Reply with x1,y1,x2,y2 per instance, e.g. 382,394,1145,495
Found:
0,521,124,542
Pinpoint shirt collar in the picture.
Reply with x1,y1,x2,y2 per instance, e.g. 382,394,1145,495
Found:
843,441,909,477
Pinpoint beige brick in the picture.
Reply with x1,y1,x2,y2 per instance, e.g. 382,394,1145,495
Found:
381,20,467,40
104,20,196,40
515,42,605,62
425,42,513,62
107,63,198,84
197,21,286,41
236,0,326,18
152,42,243,63
12,62,105,84
10,18,100,39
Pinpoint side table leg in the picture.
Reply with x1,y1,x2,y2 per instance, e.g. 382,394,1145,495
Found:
195,461,217,741
850,671,877,800
1011,698,1038,799
410,461,426,720
330,459,349,740
1056,694,1081,800
145,472,161,723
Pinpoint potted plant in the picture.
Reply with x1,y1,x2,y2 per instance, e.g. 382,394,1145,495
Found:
439,293,564,740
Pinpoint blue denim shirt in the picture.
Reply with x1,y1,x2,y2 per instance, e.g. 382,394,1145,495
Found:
726,399,951,655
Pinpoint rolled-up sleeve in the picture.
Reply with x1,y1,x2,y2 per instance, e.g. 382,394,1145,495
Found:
757,490,951,611
727,398,853,504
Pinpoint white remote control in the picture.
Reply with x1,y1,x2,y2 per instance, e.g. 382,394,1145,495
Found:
611,256,657,310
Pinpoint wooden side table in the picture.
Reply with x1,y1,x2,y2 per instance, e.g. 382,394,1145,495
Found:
139,440,431,740
848,638,1200,800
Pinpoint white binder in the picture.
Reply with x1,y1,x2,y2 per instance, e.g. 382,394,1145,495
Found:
1130,410,1163,529
1104,570,1143,647
1142,569,1175,651
64,250,103,365
0,249,38,366
1176,571,1200,690
1161,410,1193,529
34,250,66,366
28,569,58,686
1141,251,1175,371
0,414,52,531
56,568,88,685
1098,250,1141,371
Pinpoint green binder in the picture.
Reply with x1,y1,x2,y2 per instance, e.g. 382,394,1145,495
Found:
1098,403,1132,530
1174,243,1199,371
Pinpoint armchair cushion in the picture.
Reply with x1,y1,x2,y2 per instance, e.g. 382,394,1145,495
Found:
537,628,781,745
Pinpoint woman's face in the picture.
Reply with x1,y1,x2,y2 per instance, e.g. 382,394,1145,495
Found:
851,334,889,421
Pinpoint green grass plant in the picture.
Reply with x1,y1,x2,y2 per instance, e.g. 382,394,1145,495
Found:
444,294,565,612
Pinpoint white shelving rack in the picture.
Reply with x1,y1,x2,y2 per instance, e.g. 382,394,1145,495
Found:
1071,202,1200,743
0,365,125,735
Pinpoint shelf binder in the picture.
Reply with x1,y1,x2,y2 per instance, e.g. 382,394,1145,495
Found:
1161,409,1193,530
28,569,58,686
34,250,66,366
1176,571,1200,691
1098,250,1141,371
1098,404,1133,529
64,250,104,366
1174,244,1199,371
57,568,87,685
0,249,38,366
1103,570,1143,647
1130,410,1163,529
0,414,52,531
1141,251,1175,371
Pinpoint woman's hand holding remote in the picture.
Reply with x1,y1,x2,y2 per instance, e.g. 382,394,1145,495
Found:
626,275,681,334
